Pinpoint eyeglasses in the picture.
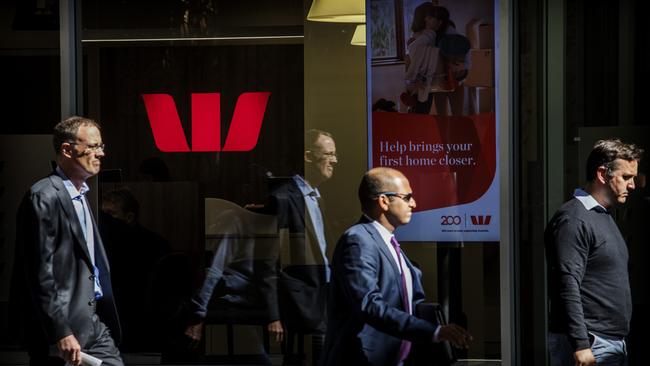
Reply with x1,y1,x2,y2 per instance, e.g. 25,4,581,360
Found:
376,191,414,203
313,151,337,160
70,142,106,153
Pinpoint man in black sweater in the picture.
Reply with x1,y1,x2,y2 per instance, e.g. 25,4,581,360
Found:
545,139,643,366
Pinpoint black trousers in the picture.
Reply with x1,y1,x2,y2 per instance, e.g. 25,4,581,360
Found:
29,315,123,366
283,331,325,365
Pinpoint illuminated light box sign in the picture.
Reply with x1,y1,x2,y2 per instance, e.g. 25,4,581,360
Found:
369,0,498,242
370,112,498,242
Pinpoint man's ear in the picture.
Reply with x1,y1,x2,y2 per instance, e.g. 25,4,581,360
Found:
61,143,74,159
596,166,609,184
304,150,313,163
377,195,390,212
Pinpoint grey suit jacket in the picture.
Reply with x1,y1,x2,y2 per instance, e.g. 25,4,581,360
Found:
321,216,437,366
10,173,120,353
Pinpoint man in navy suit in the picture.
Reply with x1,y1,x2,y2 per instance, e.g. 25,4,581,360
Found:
11,116,122,366
322,167,471,366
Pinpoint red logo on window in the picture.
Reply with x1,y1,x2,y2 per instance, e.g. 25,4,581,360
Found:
470,215,492,225
141,92,270,152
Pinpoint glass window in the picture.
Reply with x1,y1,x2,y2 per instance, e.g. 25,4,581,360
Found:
518,1,650,365
81,1,366,363
0,0,61,347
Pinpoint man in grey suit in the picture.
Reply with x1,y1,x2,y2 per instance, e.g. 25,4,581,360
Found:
11,116,122,366
322,167,471,366
264,129,338,364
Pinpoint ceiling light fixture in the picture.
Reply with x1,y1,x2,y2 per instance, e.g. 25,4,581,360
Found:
350,24,365,46
307,0,365,23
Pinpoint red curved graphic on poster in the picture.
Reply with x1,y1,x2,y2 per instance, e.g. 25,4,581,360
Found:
372,112,496,212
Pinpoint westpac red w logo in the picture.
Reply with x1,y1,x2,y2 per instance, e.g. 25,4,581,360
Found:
470,215,492,225
142,92,270,152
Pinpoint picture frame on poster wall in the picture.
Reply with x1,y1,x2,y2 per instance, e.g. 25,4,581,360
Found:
371,0,440,65
370,0,405,64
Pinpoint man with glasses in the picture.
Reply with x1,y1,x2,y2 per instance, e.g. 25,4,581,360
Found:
546,139,643,366
322,167,471,366
182,130,338,363
11,116,122,366
262,129,338,364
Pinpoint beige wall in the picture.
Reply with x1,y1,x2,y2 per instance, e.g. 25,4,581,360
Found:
304,17,367,236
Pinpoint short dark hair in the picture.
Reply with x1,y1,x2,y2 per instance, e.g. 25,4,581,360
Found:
102,187,140,220
305,129,333,152
585,139,644,181
53,116,101,155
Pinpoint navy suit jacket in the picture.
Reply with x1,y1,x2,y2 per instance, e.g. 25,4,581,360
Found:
10,173,120,354
321,216,437,366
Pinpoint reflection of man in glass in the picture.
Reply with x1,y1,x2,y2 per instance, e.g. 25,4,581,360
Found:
265,129,338,364
183,197,277,361
546,139,642,366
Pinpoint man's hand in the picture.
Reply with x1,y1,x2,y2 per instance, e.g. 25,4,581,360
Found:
437,324,473,349
185,322,204,342
574,348,596,366
267,320,284,343
57,334,81,366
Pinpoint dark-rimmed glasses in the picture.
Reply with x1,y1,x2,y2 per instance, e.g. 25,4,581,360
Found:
376,191,414,203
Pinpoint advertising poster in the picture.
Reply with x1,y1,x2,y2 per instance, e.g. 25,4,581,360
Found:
369,0,498,241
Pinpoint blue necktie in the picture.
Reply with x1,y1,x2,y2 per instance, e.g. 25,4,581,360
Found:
77,195,103,300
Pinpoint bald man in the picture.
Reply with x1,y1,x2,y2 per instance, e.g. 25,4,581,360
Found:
321,168,471,366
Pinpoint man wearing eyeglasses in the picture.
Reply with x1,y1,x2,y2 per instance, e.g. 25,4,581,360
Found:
261,129,338,364
11,116,122,366
322,167,471,366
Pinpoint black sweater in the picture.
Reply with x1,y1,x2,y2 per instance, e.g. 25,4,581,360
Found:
545,198,632,350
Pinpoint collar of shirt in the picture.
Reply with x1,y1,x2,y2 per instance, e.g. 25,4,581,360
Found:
574,188,607,212
292,174,320,199
56,166,90,200
365,214,414,314
365,214,394,246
